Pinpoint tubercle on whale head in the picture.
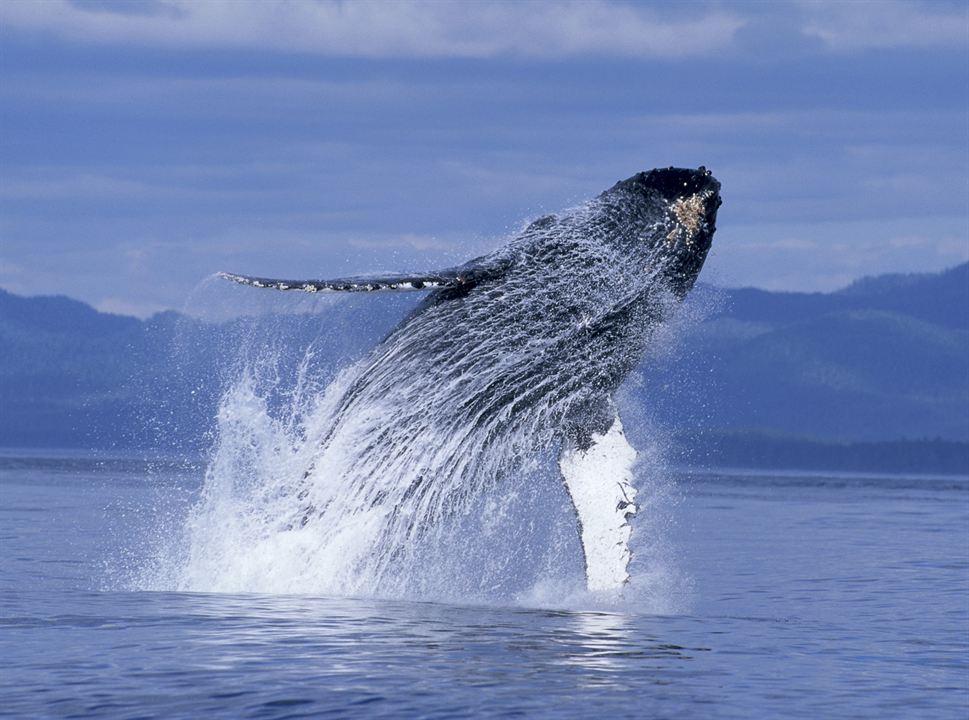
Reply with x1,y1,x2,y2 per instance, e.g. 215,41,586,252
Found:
611,166,721,297
664,169,720,297
609,167,721,229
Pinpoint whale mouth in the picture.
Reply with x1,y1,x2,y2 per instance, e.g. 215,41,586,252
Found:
607,166,720,214
640,166,720,201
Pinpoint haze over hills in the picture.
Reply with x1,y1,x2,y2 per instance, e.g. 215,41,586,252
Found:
1,264,966,473
651,263,969,442
724,262,968,330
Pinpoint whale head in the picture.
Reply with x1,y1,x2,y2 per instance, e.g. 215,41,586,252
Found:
604,167,721,296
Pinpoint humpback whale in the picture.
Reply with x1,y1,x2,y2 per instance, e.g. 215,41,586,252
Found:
220,167,720,593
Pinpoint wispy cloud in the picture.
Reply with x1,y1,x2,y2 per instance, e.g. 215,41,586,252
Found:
347,233,461,254
0,172,160,200
95,296,169,319
0,0,745,59
0,260,24,277
801,0,968,52
709,219,969,292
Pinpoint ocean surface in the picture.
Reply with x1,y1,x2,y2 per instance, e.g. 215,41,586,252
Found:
1,450,966,718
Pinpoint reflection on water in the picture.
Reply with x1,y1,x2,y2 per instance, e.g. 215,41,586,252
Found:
559,611,649,685
3,589,718,718
157,592,712,705
560,613,691,689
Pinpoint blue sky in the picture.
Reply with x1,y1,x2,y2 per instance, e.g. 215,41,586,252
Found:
1,0,966,317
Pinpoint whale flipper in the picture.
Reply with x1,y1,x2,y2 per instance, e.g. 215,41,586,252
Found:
219,259,506,294
559,413,638,592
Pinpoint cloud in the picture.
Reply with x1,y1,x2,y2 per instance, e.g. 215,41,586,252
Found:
801,0,968,51
0,0,745,59
0,260,24,277
707,219,969,292
0,172,160,200
347,233,460,253
888,234,969,259
95,296,169,318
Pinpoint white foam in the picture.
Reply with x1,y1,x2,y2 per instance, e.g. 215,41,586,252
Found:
140,188,715,607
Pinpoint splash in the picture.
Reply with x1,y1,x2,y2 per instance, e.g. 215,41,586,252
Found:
141,352,582,601
136,297,698,611
139,170,721,609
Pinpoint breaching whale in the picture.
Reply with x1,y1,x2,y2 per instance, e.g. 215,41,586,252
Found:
220,167,720,593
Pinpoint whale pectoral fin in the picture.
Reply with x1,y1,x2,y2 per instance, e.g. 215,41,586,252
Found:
218,270,468,293
559,413,638,593
218,258,510,294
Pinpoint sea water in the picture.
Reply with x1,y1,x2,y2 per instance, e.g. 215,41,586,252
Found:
1,450,966,718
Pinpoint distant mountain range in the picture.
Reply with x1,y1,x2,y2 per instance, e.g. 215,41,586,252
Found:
644,262,968,444
1,263,967,473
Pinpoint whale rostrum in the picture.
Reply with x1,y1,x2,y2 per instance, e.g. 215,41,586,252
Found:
221,167,721,593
